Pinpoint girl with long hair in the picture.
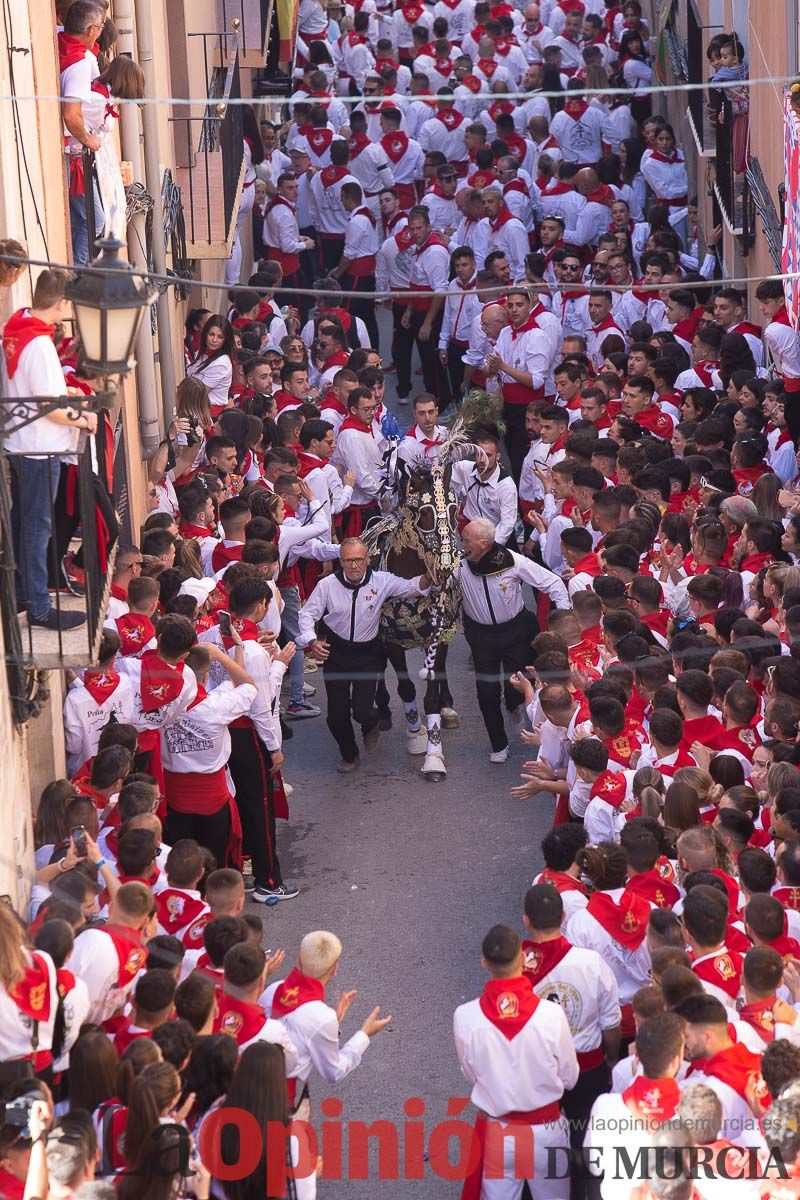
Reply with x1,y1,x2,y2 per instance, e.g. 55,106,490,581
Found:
227,105,266,287
187,316,236,418
33,780,76,869
0,903,57,1077
618,137,646,216
565,842,651,1042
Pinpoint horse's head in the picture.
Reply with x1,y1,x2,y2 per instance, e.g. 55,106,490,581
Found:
403,461,459,587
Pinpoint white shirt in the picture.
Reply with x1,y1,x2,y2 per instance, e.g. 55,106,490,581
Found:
486,211,530,281
397,423,449,465
186,354,233,412
331,425,386,504
160,680,257,773
422,190,459,234
263,981,370,1084
343,210,380,262
550,104,608,163
377,231,414,292
453,988,579,1117
765,313,800,381
525,942,620,1054
198,632,285,752
61,48,100,154
409,236,451,292
451,462,520,546
451,215,489,267
63,673,135,774
298,569,428,645
347,140,394,196
439,280,481,346
0,950,57,1061
2,321,82,456
309,169,359,235
457,546,570,623
118,657,198,736
565,888,652,1005
70,927,146,1025
494,321,551,394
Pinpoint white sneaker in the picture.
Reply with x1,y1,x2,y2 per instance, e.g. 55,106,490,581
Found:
489,747,509,764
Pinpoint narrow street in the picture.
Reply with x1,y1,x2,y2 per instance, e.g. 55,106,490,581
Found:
250,637,555,1197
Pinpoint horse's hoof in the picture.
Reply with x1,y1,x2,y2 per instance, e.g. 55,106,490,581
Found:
406,728,428,755
441,707,460,729
422,752,447,780
423,770,447,782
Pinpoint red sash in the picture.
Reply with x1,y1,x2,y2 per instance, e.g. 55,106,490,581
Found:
587,891,649,950
116,613,155,657
139,651,184,712
2,310,56,379
83,669,121,705
271,967,326,1015
521,937,572,986
478,975,539,1040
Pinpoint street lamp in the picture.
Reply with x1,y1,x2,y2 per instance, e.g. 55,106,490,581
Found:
66,235,155,378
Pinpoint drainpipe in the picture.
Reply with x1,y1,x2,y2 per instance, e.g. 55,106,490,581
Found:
131,0,178,439
114,0,161,454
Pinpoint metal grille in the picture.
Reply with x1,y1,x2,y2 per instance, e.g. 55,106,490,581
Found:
747,156,783,270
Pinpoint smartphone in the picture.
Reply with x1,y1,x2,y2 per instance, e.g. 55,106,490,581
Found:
218,610,232,638
71,826,87,856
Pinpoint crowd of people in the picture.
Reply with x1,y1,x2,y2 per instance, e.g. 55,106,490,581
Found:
8,0,800,1197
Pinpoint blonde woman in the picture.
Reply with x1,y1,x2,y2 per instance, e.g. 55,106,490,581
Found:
674,765,724,826
0,903,58,1067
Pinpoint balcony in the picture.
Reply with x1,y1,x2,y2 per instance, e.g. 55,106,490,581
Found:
218,0,272,68
0,402,118,714
685,0,722,157
171,28,245,259
713,97,754,251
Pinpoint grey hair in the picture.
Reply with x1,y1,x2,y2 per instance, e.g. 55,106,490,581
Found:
467,518,496,543
720,494,757,529
677,1082,722,1143
64,0,106,34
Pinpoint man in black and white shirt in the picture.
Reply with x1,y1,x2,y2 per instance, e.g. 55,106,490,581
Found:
451,433,519,546
458,518,569,762
298,539,430,772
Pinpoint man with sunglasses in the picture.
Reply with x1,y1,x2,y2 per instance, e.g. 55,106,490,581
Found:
298,538,430,771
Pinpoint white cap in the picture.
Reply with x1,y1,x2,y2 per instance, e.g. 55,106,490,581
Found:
178,578,217,604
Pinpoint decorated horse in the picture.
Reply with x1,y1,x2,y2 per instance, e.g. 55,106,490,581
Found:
363,420,484,782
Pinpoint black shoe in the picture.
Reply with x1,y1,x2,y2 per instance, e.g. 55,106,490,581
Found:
280,714,294,740
378,711,392,731
28,610,86,630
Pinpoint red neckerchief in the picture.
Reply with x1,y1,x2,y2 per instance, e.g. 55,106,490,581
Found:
479,976,539,1040
83,668,120,705
381,131,409,163
692,949,743,999
571,551,602,578
693,1043,768,1111
635,406,674,438
58,31,94,72
489,205,516,232
320,164,351,188
221,617,260,650
348,132,371,158
476,57,499,77
375,55,400,69
155,888,208,936
178,521,213,540
733,464,772,497
296,450,324,478
139,651,185,712
563,97,589,119
740,550,774,574
10,953,52,1023
605,718,646,768
110,583,127,602
538,867,586,895
322,347,350,370
692,359,720,387
186,684,208,711
622,1076,680,1122
211,540,244,573
626,871,681,909
115,613,155,657
585,184,615,207
587,890,649,949
508,313,540,341
215,993,267,1046
266,194,296,217
271,967,326,1015
91,79,119,120
771,304,793,327
488,100,514,120
568,637,602,675
589,769,627,809
103,925,147,987
181,911,210,948
307,128,334,155
2,310,56,379
649,149,683,165
320,390,349,415
708,724,760,759
355,205,377,228
639,609,671,637
772,886,800,912
347,30,367,45
460,74,482,93
408,424,443,449
521,937,572,986
401,0,424,20
766,931,800,961
339,414,374,437
739,998,779,1043
435,106,464,130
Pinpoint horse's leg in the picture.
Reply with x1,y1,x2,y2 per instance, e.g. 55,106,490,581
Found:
421,641,449,782
438,641,460,729
385,641,426,754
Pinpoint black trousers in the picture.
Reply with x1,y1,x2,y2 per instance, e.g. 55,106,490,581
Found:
322,634,385,763
392,302,415,398
48,462,119,586
164,804,232,868
563,1061,611,1200
343,273,380,351
446,339,467,403
297,226,318,322
320,235,345,273
503,401,531,484
228,725,282,888
409,308,451,406
463,611,536,751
